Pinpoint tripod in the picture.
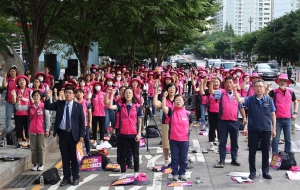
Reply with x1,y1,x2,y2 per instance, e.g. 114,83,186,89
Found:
142,92,162,153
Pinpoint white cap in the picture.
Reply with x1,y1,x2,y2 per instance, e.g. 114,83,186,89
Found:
11,65,17,68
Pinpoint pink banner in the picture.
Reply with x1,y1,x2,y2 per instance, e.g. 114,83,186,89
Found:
167,182,192,187
270,154,283,170
80,156,102,171
140,138,146,148
111,176,135,186
76,142,85,164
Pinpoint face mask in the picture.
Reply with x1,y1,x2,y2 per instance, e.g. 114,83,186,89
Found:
112,74,115,77
236,72,241,76
116,77,121,81
80,82,85,86
279,85,286,90
233,74,236,78
93,69,96,72
38,77,43,82
95,86,101,91
141,66,144,69
117,72,121,74
107,81,113,86
123,68,126,71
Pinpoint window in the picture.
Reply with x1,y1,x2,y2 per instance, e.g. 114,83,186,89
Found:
259,27,262,29
259,13,263,16
238,19,241,22
264,13,270,15
238,23,241,26
264,8,270,10
238,15,241,18
264,3,270,6
259,17,262,21
259,22,262,26
259,8,263,11
264,22,269,25
264,17,269,20
259,3,263,7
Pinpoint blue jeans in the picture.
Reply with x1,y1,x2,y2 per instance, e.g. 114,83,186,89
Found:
272,118,292,153
148,97,156,116
218,120,239,161
5,102,14,128
105,108,116,129
169,140,189,176
84,126,91,154
199,104,206,125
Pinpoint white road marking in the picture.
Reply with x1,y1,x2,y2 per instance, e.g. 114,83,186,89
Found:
139,155,142,164
168,172,192,179
147,172,162,190
99,187,109,190
174,187,183,190
66,174,98,190
128,186,143,190
192,139,200,148
47,176,63,190
114,187,125,190
196,153,205,162
147,155,162,168
108,155,117,158
109,173,134,177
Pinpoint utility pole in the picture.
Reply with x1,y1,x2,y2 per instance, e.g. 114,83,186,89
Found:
248,17,253,33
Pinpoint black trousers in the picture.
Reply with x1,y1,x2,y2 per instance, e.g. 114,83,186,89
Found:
92,116,105,141
195,95,200,120
58,129,79,181
15,115,28,139
248,131,271,174
288,72,296,84
117,135,133,166
208,112,219,142
188,81,192,95
118,136,139,173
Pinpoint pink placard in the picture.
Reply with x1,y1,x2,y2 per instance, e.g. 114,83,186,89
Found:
111,176,135,186
140,138,146,148
167,182,192,187
76,142,85,164
270,154,283,170
80,156,102,171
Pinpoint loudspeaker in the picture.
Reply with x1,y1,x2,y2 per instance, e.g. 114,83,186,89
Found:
67,59,78,76
53,80,64,92
44,54,57,76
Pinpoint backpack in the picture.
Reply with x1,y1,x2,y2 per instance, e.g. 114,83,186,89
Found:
34,167,60,185
145,125,159,138
279,151,297,170
109,133,118,147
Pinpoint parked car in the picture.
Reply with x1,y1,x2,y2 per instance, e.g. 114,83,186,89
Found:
206,59,222,68
175,58,187,63
254,63,279,80
176,61,197,73
236,60,248,69
220,62,237,70
212,62,222,68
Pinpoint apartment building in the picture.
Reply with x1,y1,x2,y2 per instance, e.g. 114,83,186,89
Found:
213,0,273,35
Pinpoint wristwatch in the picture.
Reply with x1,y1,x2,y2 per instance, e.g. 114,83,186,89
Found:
293,112,297,115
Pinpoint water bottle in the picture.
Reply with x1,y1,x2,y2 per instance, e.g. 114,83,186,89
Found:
3,137,7,148
258,169,263,182
40,175,44,188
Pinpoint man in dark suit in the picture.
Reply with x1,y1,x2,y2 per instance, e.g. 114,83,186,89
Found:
45,85,85,186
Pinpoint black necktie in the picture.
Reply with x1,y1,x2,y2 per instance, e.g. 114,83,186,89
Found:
66,103,70,130
227,91,232,95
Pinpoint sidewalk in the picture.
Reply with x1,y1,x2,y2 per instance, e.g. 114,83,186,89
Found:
0,91,59,189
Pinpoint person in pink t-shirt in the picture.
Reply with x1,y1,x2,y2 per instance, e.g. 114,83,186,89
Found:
162,93,193,182
44,67,54,88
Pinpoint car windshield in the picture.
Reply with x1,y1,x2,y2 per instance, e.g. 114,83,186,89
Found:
222,63,236,69
177,62,195,69
214,62,221,67
268,64,276,69
257,64,271,69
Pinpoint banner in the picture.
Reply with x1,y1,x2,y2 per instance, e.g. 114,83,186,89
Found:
140,138,146,148
270,154,283,170
167,182,192,187
76,142,85,164
111,176,135,186
80,156,102,171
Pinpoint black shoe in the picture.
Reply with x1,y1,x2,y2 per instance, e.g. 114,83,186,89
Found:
214,160,225,168
263,173,272,179
16,144,21,149
27,144,31,149
248,172,256,179
231,160,241,166
60,179,72,186
73,179,79,186
128,165,134,169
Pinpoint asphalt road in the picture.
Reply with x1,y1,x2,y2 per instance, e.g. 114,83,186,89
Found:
23,55,300,190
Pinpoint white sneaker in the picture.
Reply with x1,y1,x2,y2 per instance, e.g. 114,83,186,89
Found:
100,140,104,145
164,160,170,167
93,141,97,147
31,164,38,171
209,144,214,151
134,172,139,178
119,173,126,180
38,164,44,171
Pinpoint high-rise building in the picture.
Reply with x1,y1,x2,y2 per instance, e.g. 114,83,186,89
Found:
213,0,274,35
274,0,300,19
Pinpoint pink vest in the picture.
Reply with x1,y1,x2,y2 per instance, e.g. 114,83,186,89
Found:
119,103,140,135
148,80,155,97
28,103,45,134
80,99,88,126
163,99,174,124
208,94,220,113
219,93,239,121
273,88,293,118
169,107,190,141
15,88,31,116
133,88,142,104
6,78,17,103
114,81,124,88
44,74,53,87
92,91,106,116
177,81,184,95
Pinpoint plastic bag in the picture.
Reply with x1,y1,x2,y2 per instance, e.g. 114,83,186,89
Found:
291,140,300,153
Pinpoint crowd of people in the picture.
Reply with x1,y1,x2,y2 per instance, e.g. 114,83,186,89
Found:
0,61,298,186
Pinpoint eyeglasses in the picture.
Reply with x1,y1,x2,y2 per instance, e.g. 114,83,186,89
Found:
65,91,74,95
255,85,265,88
